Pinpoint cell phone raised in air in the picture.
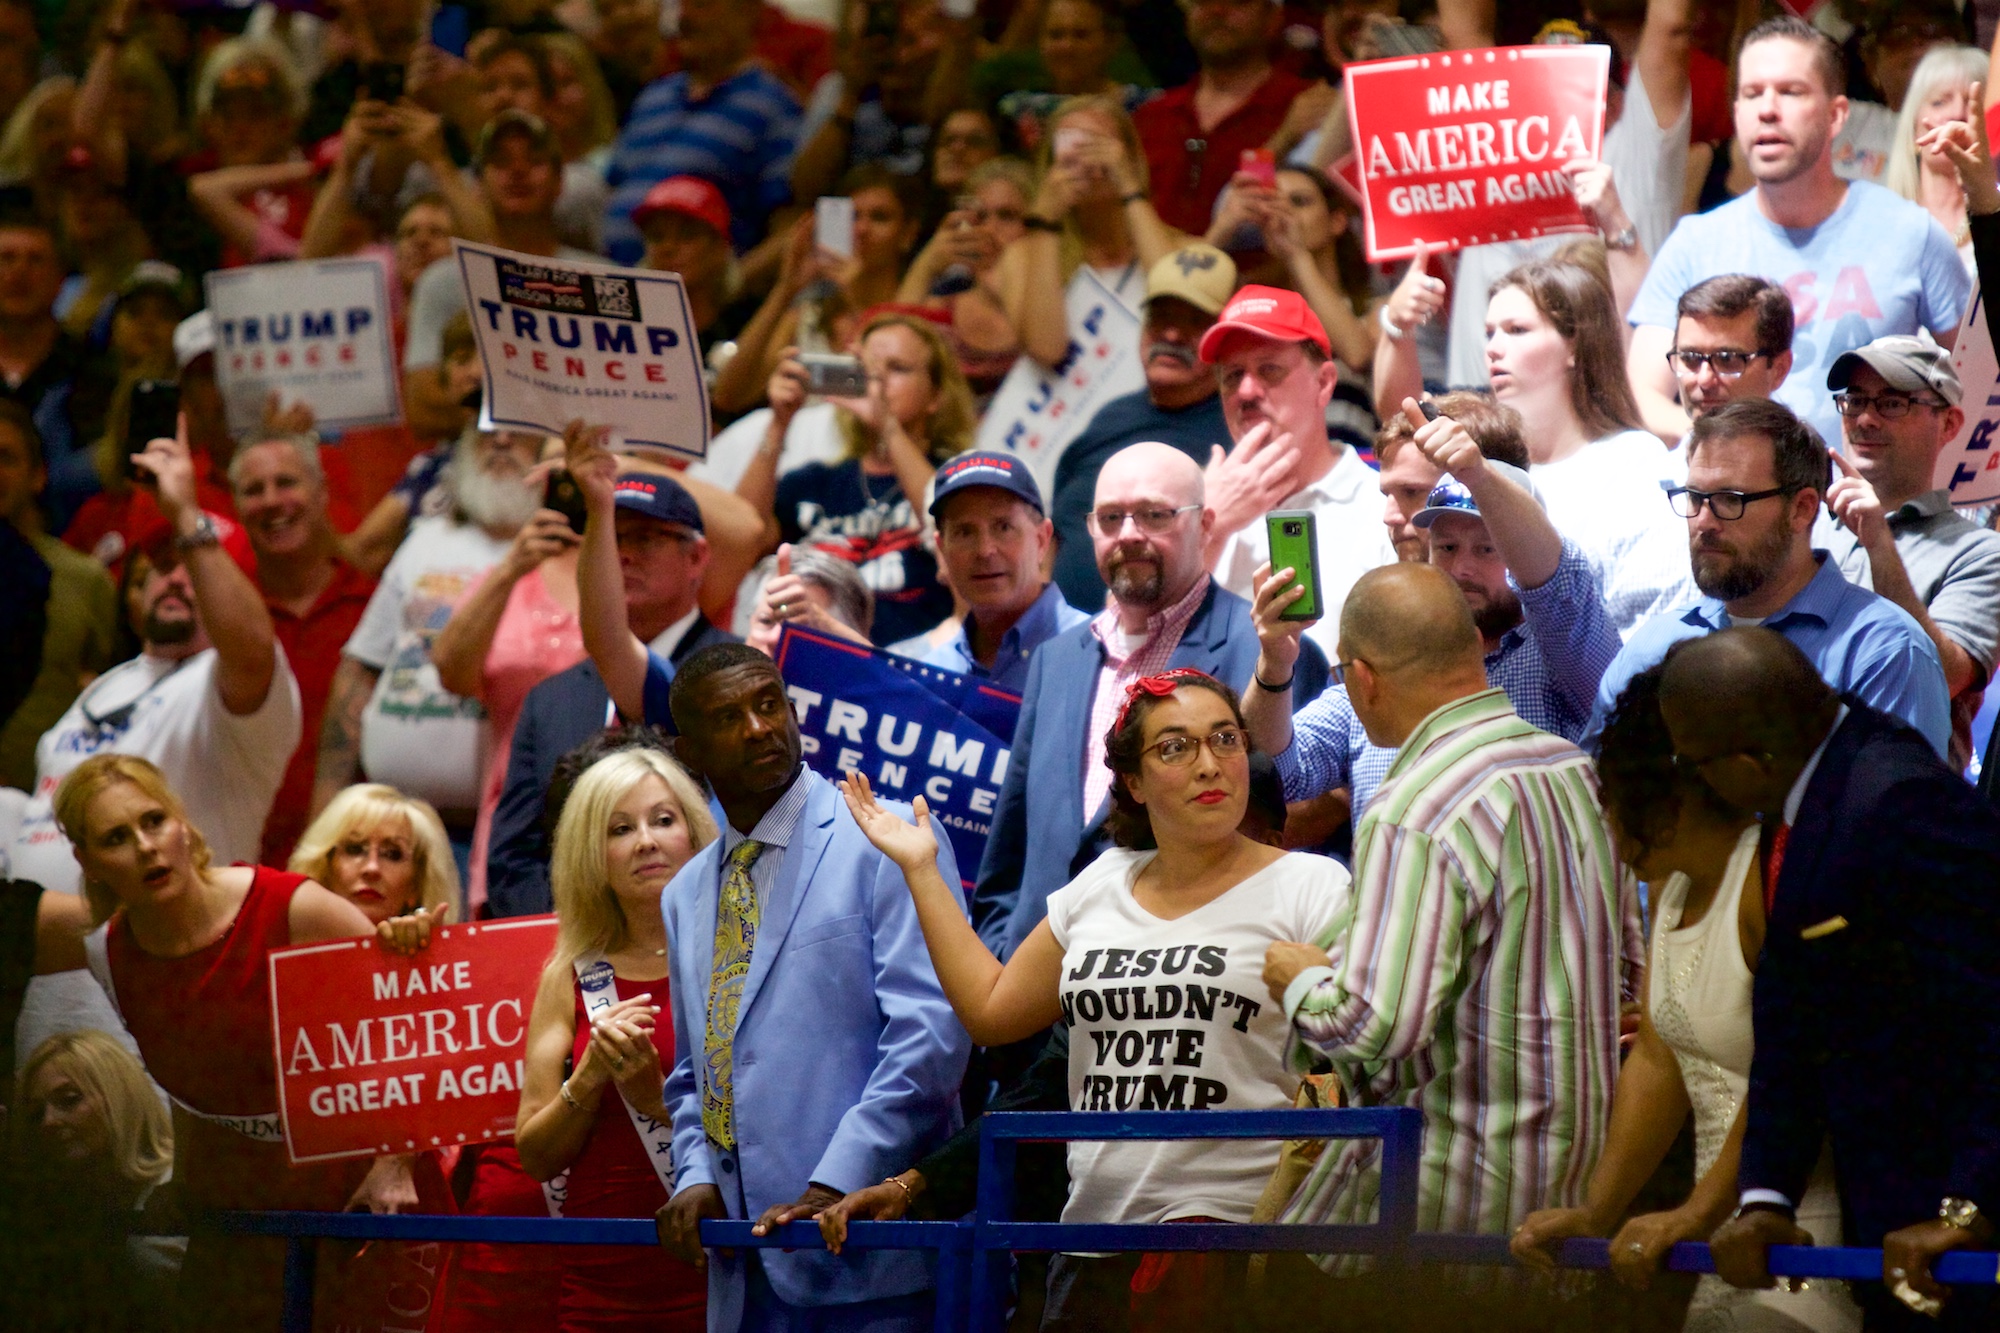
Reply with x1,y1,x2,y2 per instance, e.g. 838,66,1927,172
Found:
800,352,869,398
544,468,589,533
127,379,180,456
361,61,406,104
1265,510,1324,622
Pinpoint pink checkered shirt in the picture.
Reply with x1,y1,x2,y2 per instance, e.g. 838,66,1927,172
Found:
1080,575,1211,821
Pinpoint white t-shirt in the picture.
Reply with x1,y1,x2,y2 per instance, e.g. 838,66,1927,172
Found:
1046,848,1349,1226
1211,445,1396,662
343,515,510,811
682,401,848,495
1530,429,1697,638
8,644,302,1060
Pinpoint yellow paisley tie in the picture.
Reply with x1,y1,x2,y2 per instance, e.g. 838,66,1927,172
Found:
702,838,763,1149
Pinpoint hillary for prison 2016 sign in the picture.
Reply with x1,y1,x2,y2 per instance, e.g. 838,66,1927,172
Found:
455,239,710,459
1345,44,1609,261
773,625,1022,890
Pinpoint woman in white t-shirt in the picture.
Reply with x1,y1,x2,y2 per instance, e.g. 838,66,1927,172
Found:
1485,258,1695,636
840,668,1348,1327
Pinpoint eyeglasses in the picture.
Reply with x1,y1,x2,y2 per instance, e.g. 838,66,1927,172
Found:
1144,726,1248,767
1088,503,1201,537
1667,348,1771,380
335,839,412,864
1832,390,1946,419
1663,483,1798,520
1332,659,1358,686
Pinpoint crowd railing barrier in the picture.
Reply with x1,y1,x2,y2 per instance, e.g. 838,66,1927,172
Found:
192,1108,1999,1333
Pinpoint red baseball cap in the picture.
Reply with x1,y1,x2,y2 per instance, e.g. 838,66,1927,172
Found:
1196,284,1331,363
129,497,258,579
631,176,732,244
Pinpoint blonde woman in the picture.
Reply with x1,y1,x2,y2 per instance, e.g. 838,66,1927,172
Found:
744,311,977,644
31,753,390,1331
898,156,1035,397
290,783,459,926
5,1030,180,1328
515,748,715,1331
993,93,1186,370
1885,44,1988,274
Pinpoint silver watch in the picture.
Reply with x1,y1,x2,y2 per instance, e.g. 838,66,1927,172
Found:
1604,223,1639,252
1939,1197,1984,1230
173,512,220,553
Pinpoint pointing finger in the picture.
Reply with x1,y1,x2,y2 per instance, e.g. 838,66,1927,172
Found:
1830,449,1859,477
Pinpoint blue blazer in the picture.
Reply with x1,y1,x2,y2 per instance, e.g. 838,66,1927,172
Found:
970,580,1328,958
660,769,969,1328
1741,698,2000,1269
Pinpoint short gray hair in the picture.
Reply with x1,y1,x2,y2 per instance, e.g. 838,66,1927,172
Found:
788,548,874,637
227,434,323,493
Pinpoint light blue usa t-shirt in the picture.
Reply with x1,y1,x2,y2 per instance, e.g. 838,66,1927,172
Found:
1630,181,1970,449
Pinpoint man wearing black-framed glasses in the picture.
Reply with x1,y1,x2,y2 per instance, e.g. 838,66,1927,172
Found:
1665,274,1796,429
1583,396,1950,758
1822,337,2000,771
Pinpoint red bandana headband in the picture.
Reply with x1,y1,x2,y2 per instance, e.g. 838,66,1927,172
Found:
1111,668,1212,735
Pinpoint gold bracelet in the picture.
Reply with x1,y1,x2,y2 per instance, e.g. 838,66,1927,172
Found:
559,1079,583,1112
884,1174,915,1203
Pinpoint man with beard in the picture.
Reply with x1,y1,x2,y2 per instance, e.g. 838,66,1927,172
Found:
1130,0,1311,235
1627,14,1968,451
970,441,1328,959
1822,338,2000,771
1244,400,1617,827
7,422,299,1057
229,435,378,867
1051,243,1235,611
1586,397,1950,755
314,427,543,862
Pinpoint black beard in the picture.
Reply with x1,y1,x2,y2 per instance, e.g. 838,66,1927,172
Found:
1471,597,1523,641
143,611,197,646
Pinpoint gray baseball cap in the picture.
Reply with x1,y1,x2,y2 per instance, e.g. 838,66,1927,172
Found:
1827,335,1962,407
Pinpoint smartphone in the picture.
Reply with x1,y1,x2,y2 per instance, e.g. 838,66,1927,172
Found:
1265,510,1324,622
544,468,589,533
1419,399,1441,422
815,196,854,261
1240,147,1277,189
800,352,869,398
361,60,405,104
1054,127,1089,168
128,379,180,458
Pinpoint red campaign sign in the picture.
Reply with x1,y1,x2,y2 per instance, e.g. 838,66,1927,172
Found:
1344,45,1609,261
268,916,558,1165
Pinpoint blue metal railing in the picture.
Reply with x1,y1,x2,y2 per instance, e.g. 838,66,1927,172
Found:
193,1108,1998,1333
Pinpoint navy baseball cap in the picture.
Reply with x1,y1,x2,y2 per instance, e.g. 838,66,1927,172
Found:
1412,461,1541,528
928,451,1044,520
613,471,703,533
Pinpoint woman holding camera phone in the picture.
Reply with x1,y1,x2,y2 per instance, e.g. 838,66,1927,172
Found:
739,311,976,645
898,156,1034,399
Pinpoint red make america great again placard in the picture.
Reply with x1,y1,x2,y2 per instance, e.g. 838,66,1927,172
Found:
269,916,557,1164
1345,45,1609,261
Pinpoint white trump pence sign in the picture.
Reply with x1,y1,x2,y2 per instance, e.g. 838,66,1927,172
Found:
204,256,402,436
456,239,710,459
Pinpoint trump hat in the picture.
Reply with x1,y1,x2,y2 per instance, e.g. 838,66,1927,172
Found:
1197,285,1332,363
1412,461,1543,528
612,471,704,533
631,175,733,243
928,451,1045,519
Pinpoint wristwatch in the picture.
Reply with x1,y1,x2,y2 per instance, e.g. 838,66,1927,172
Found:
173,512,221,554
1604,223,1639,252
1939,1197,1985,1231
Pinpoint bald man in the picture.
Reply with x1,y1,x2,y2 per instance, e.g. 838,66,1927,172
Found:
1261,565,1638,1320
1659,631,2000,1327
970,441,1329,960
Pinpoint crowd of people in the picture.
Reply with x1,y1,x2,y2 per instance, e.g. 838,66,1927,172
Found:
1,0,1999,1330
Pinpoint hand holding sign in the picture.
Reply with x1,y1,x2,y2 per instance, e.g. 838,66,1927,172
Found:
1828,450,1891,551
345,1153,422,1214
1384,240,1446,334
1559,157,1634,245
375,904,449,956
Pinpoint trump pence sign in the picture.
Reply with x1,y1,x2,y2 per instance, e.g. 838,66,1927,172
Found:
269,916,557,1164
456,239,710,459
1345,44,1609,261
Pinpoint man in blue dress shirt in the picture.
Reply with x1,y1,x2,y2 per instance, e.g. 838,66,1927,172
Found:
1585,397,1950,756
887,452,1087,698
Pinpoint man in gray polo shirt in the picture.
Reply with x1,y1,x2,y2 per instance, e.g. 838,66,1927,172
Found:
1825,335,2000,768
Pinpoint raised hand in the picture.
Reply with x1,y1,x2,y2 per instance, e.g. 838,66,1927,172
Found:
1250,559,1310,683
1915,81,2000,217
1401,397,1484,479
131,412,199,527
1203,421,1301,539
1826,450,1888,552
1384,240,1445,336
562,418,618,510
839,772,939,873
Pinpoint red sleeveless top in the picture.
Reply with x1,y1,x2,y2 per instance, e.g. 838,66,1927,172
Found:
106,865,364,1210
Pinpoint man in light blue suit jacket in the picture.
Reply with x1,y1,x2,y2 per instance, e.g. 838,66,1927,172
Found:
655,643,969,1333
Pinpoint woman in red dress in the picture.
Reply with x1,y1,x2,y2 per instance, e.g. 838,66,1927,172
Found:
515,747,713,1332
39,752,381,1331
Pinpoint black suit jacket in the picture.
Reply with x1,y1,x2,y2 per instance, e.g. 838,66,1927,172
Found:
485,615,737,917
1740,697,2000,1254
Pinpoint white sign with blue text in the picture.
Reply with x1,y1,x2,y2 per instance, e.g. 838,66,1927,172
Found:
204,255,402,437
455,239,710,459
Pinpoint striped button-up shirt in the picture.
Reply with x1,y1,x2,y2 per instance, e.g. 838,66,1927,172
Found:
1081,575,1210,820
1277,689,1641,1253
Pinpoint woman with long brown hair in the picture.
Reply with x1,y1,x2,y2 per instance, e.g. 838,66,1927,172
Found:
1482,257,1694,635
